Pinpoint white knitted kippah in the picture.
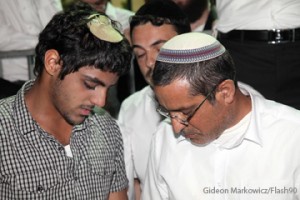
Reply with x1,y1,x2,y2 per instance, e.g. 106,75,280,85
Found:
157,32,226,63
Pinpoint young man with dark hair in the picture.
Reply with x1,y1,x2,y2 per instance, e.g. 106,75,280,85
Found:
0,10,132,199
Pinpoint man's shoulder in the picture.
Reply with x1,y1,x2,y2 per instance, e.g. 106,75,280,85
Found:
0,96,16,135
118,86,160,130
154,119,175,140
253,93,300,123
0,96,15,117
120,86,154,111
250,95,300,146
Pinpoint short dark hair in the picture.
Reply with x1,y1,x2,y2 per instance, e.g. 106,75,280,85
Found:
129,0,191,36
34,10,132,79
152,51,237,101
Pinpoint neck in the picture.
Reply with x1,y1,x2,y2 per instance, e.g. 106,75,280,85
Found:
233,89,252,124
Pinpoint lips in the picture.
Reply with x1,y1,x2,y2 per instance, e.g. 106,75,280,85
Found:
81,108,91,116
80,105,94,116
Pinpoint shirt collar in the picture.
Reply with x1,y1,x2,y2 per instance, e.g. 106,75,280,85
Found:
238,82,263,147
12,80,36,135
216,83,263,149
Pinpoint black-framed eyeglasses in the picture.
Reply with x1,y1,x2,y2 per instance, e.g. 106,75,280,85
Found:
156,85,218,125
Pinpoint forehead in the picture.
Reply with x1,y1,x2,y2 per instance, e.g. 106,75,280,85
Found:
131,22,178,46
154,79,193,109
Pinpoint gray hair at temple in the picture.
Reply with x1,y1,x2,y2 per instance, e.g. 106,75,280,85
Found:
152,32,237,102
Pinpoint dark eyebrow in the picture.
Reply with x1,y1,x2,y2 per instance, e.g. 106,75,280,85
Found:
152,39,168,46
84,75,106,87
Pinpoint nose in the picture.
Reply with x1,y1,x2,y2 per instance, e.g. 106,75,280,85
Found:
171,118,187,135
146,53,155,69
90,88,106,107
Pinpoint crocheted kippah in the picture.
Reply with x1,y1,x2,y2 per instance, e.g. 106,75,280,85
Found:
157,32,225,63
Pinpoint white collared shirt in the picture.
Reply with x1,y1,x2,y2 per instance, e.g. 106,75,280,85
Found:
118,86,162,199
142,83,300,200
216,0,300,33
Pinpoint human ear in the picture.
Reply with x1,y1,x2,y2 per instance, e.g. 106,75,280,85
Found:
216,79,236,104
44,49,62,76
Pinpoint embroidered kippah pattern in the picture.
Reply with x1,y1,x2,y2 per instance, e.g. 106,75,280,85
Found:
157,41,225,63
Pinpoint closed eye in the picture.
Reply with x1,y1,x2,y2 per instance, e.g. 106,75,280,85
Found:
136,53,145,59
84,81,97,90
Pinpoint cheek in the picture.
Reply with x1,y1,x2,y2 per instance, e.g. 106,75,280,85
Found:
189,111,212,127
189,109,222,134
191,119,211,134
55,81,86,105
202,109,228,137
138,62,152,80
137,61,147,74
